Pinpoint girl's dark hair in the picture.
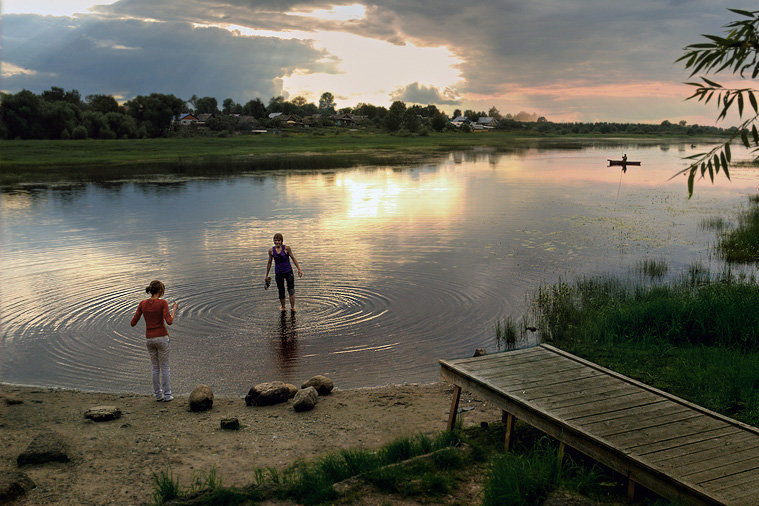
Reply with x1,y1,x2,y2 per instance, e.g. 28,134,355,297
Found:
273,233,284,242
145,280,165,295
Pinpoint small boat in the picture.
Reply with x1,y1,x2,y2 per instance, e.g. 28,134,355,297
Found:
607,159,641,167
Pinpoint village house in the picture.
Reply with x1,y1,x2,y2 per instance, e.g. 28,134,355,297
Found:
477,117,499,128
332,113,367,127
174,113,199,126
449,115,470,128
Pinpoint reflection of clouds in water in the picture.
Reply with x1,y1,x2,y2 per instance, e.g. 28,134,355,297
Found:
5,145,759,393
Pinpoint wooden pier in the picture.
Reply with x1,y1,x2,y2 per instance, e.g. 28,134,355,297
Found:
440,344,759,505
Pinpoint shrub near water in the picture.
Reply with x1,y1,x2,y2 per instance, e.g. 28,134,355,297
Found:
719,196,759,262
530,271,759,425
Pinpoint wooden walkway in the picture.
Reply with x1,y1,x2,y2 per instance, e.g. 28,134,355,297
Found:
440,344,759,505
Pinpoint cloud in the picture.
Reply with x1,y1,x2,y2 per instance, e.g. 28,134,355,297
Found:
4,0,758,122
390,82,460,105
2,13,337,102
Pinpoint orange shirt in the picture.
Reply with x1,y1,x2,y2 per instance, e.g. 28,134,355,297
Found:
131,298,173,338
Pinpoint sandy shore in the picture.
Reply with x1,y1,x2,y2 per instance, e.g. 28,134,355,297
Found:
0,382,500,505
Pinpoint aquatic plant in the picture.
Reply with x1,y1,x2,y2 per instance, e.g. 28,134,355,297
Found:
718,195,759,263
495,316,521,349
635,258,668,279
527,269,759,425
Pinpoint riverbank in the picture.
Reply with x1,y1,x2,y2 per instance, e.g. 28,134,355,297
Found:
0,382,500,505
0,131,719,186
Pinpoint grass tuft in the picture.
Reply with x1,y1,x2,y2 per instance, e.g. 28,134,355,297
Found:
635,258,668,279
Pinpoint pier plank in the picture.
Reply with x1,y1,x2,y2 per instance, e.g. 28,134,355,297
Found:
441,344,759,505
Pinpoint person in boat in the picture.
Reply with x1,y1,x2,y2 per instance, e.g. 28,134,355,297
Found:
622,154,628,173
265,233,304,312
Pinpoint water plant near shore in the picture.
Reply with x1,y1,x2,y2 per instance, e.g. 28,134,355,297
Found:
528,267,759,426
718,194,759,263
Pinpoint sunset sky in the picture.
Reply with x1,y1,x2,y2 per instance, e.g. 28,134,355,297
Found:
2,0,756,124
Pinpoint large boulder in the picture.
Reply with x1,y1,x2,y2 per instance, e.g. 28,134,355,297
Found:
189,384,214,412
17,432,70,466
0,471,35,502
285,383,298,399
84,405,122,422
301,375,334,396
245,381,291,406
293,387,318,412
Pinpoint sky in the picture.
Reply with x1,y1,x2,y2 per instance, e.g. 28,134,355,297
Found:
1,0,756,124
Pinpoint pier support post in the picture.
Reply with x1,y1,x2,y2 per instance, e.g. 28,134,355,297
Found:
447,385,462,430
502,410,515,451
627,479,636,501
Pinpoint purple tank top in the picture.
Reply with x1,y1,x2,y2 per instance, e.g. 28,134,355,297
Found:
272,245,292,274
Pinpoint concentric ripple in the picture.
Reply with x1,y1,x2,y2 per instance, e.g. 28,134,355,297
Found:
3,147,754,394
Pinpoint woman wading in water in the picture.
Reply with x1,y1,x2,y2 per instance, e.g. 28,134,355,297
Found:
130,280,178,401
265,233,303,312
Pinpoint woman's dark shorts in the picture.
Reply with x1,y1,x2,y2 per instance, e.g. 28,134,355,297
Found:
275,271,295,299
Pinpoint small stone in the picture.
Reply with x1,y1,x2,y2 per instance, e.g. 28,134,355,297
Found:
0,471,35,502
293,387,318,412
3,394,23,405
300,375,334,396
285,383,298,399
189,384,214,412
220,418,240,430
17,432,70,466
473,348,488,357
84,405,122,422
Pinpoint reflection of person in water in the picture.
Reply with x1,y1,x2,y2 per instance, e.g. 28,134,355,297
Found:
265,233,303,312
273,311,298,378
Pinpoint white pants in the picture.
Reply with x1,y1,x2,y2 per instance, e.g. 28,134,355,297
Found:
146,337,171,399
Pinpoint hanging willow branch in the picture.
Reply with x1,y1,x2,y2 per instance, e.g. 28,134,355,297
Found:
674,8,759,196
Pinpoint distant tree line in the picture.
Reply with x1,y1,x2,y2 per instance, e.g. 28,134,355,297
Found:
0,86,732,140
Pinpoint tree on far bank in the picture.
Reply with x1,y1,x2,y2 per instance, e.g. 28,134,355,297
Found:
195,96,218,115
41,86,82,107
677,8,759,195
319,92,336,114
222,98,242,115
243,98,266,118
86,94,120,114
125,93,184,137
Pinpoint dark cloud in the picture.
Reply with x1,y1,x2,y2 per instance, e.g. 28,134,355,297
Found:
4,0,758,121
2,13,336,102
391,82,459,105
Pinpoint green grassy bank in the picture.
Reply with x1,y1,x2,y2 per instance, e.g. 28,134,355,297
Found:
151,425,638,506
524,267,759,427
0,131,713,186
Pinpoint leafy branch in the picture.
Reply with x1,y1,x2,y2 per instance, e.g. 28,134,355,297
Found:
675,8,759,196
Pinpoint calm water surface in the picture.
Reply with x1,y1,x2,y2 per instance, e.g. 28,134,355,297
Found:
2,144,757,394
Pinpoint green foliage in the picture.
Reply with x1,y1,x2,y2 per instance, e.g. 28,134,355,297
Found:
677,8,759,195
495,315,520,349
482,438,561,506
528,270,759,425
151,469,181,505
635,258,669,279
718,194,759,262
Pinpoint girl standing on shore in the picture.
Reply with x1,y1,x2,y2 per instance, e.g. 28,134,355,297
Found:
131,280,178,401
265,233,303,312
